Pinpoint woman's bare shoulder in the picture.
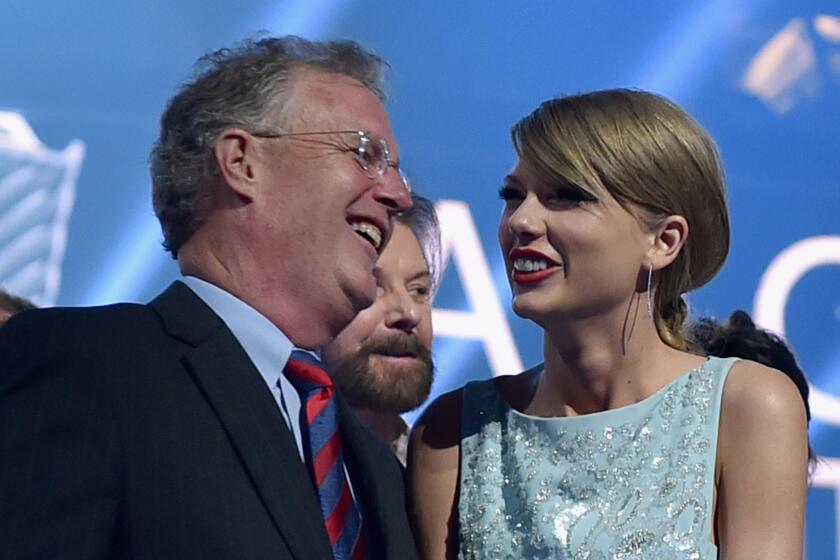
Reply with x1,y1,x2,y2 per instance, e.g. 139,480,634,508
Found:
718,358,809,474
722,358,806,421
715,361,809,556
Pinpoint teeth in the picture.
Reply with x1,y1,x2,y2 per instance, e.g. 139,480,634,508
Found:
351,221,383,250
513,258,550,272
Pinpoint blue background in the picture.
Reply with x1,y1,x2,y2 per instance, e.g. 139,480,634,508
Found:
1,1,838,557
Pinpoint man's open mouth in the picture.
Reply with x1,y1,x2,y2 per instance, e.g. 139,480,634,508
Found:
350,220,383,251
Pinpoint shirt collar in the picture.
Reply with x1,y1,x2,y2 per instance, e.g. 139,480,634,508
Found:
181,276,293,384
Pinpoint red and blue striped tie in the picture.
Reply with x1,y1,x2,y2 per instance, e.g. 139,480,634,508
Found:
284,350,366,560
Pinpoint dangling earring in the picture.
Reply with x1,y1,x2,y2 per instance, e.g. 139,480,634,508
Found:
646,264,653,319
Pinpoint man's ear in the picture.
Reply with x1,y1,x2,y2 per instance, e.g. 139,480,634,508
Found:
648,214,688,271
214,128,258,202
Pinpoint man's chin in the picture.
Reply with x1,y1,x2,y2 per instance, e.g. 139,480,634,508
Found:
333,355,434,414
369,354,424,368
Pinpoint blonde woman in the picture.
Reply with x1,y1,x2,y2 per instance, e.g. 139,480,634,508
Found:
408,90,808,559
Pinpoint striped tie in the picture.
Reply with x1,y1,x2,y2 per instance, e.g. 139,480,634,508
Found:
284,350,366,560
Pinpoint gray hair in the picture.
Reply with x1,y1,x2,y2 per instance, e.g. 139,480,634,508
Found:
397,194,442,297
150,35,389,257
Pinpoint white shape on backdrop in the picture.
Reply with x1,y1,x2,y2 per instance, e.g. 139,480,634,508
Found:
753,235,840,427
814,14,840,79
814,14,840,42
743,13,840,111
754,234,840,540
0,112,85,306
742,18,819,113
432,199,523,377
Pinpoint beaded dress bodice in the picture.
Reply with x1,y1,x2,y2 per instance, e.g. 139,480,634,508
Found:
458,357,736,560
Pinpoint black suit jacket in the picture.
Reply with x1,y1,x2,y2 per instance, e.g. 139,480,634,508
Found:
0,282,417,559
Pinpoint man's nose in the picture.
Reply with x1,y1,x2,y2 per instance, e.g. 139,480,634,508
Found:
383,290,421,333
373,167,412,213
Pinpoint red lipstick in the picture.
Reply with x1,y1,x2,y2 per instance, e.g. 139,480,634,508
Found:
509,248,561,284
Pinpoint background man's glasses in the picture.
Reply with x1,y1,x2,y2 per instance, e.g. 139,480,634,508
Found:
252,129,411,192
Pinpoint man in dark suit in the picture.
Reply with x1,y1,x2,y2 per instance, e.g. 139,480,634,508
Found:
0,36,417,559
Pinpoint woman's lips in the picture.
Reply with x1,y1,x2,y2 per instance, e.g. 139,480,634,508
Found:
509,247,561,284
512,266,560,284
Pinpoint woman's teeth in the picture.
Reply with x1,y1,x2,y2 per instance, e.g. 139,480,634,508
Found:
513,258,550,272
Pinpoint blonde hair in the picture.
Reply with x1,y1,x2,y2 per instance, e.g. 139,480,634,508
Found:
511,89,730,349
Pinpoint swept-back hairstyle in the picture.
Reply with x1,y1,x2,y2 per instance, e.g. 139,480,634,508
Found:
511,89,730,349
150,35,388,257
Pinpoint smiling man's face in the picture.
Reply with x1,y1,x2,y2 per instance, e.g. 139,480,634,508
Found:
322,222,434,414
246,69,412,339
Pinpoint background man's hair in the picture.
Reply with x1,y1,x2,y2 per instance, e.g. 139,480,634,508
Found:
397,193,442,296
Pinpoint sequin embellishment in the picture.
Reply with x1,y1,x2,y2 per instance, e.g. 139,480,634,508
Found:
458,359,733,560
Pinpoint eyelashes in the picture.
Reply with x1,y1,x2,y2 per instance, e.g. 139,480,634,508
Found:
498,184,597,206
549,187,596,204
498,186,522,201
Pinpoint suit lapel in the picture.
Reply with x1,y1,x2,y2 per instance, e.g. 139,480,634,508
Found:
150,282,333,559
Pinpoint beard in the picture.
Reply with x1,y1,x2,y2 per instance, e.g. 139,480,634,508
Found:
330,334,434,414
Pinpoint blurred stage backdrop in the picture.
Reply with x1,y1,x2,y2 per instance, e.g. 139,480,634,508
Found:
1,1,838,556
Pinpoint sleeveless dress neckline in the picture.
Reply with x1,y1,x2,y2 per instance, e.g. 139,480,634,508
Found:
458,356,737,560
503,357,712,423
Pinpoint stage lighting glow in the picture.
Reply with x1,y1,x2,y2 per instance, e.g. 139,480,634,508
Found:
265,0,351,37
634,0,744,98
81,211,168,305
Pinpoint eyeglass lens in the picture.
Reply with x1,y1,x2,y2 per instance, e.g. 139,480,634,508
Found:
356,134,389,176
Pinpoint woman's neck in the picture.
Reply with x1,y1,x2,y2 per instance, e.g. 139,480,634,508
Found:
527,310,699,417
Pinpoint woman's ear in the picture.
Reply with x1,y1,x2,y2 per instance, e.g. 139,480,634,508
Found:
648,215,688,271
214,128,258,202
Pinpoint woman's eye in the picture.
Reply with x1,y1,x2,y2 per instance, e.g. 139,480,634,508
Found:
548,186,595,206
498,186,524,201
550,189,584,201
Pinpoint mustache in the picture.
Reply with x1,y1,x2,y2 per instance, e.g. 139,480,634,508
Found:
360,333,430,360
329,331,434,414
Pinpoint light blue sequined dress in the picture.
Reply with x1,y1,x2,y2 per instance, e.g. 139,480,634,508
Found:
458,356,737,560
